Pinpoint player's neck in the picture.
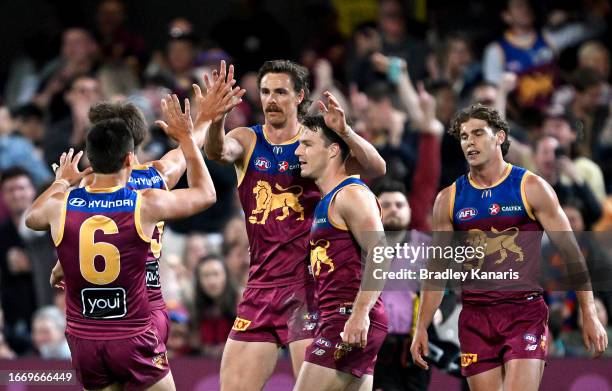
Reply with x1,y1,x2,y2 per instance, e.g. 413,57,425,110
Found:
316,165,349,197
469,159,509,188
263,118,301,144
88,171,128,190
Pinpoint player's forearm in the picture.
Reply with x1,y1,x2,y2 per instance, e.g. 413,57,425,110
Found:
352,290,380,318
344,127,386,178
203,117,227,160
415,290,444,330
397,72,424,126
193,119,211,149
576,290,598,318
179,136,216,207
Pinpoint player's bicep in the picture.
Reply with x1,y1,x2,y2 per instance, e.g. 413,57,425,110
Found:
25,193,63,231
219,128,254,165
525,175,572,232
432,187,454,232
337,188,384,250
152,157,184,190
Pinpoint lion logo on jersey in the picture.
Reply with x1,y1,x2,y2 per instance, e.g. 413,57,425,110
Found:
249,181,305,224
465,227,524,269
310,239,335,276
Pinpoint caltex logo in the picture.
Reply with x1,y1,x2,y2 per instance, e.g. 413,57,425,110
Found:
489,203,500,215
278,161,289,172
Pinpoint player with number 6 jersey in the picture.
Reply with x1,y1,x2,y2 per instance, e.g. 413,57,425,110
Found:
26,95,216,391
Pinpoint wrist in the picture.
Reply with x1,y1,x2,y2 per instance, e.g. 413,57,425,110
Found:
53,179,71,189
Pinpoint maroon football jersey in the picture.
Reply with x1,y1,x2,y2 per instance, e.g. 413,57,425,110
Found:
238,125,319,288
309,177,387,328
451,164,544,304
55,186,152,339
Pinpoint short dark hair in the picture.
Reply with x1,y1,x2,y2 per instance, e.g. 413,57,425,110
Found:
450,104,511,156
302,115,350,161
257,60,311,119
86,119,134,174
89,101,147,148
372,179,406,197
11,104,44,121
1,166,33,186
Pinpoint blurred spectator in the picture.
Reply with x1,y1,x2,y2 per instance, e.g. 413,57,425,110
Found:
209,0,291,73
0,168,39,354
483,0,602,110
43,74,103,167
165,301,193,358
377,0,429,82
533,135,601,228
194,255,238,358
30,306,70,360
429,33,482,104
94,0,147,68
542,110,606,201
0,107,52,187
577,41,610,85
34,28,99,122
164,34,198,101
11,104,46,150
564,69,609,159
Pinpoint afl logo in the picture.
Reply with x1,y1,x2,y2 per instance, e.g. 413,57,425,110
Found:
457,207,478,221
69,198,86,207
278,161,289,172
254,157,271,171
489,203,500,215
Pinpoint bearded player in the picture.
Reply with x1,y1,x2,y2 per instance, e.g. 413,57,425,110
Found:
293,111,387,391
203,60,385,390
25,97,215,390
410,104,607,390
49,62,245,345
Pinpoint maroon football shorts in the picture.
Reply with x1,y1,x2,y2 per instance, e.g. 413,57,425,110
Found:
459,296,549,377
66,327,169,391
304,319,388,378
151,308,170,345
228,281,317,345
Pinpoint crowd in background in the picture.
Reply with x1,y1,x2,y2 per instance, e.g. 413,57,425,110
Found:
0,0,611,363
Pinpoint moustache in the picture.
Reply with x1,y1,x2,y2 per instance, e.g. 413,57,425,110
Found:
266,105,282,112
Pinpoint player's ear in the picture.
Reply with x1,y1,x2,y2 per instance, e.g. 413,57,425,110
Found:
125,152,134,167
497,130,506,146
328,142,340,159
296,89,304,105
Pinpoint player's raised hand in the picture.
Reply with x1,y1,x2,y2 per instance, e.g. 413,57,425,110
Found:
341,311,370,348
581,311,608,358
193,61,246,127
410,327,430,370
156,94,194,143
319,91,351,138
55,148,92,186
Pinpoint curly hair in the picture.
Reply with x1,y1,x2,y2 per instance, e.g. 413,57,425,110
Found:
257,60,311,120
449,104,511,156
